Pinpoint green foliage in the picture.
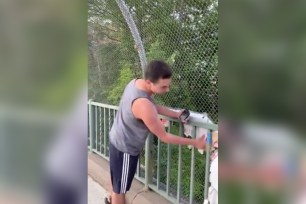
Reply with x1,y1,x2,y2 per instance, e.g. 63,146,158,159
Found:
152,144,206,202
147,39,178,66
107,63,134,105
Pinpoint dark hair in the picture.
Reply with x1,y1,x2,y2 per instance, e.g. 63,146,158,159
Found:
144,60,172,83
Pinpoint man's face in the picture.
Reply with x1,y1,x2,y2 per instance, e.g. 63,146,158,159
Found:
148,78,171,94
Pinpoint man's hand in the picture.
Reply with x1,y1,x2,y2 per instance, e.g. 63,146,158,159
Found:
194,135,206,149
178,109,190,123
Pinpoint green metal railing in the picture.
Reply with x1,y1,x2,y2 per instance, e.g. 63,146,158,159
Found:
88,100,218,204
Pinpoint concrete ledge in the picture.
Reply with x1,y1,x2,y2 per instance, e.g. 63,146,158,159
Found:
88,153,172,204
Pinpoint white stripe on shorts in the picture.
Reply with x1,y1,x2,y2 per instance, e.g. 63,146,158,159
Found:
120,153,130,193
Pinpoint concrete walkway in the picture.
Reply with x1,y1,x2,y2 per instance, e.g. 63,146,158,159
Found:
88,153,172,204
88,176,108,204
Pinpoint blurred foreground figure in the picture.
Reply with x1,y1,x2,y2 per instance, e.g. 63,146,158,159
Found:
207,133,218,204
219,118,305,204
43,87,87,204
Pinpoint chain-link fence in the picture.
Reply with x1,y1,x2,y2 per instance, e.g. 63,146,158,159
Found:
88,0,218,123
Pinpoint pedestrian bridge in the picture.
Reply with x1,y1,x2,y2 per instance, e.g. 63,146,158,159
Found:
88,100,218,204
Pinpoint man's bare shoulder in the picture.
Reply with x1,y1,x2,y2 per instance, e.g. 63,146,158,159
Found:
132,98,157,119
133,97,154,106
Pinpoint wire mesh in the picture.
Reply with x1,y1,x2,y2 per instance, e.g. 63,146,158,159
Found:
88,0,218,122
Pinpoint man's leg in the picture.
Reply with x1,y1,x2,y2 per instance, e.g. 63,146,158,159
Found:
111,192,125,204
104,176,113,203
108,142,139,204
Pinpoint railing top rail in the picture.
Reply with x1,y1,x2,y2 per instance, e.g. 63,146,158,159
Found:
88,100,218,131
88,100,119,110
159,115,218,131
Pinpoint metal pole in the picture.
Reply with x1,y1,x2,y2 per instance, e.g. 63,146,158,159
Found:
145,133,153,190
204,130,212,203
115,0,147,76
88,99,94,152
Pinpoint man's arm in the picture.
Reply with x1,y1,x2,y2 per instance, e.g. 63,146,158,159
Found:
156,105,179,118
132,99,205,148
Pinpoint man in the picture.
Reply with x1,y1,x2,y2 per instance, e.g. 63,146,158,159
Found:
107,60,206,204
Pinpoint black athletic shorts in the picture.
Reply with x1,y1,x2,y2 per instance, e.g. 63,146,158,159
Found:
109,142,139,194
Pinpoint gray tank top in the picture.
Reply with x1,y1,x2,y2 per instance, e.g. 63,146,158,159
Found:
109,79,156,156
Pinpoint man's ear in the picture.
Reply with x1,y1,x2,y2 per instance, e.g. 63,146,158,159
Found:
145,79,152,85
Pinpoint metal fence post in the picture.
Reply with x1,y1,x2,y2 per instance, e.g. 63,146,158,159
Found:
88,99,94,152
115,0,147,75
145,133,153,190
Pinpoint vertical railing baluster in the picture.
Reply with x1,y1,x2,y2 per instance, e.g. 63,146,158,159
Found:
145,133,153,190
177,122,183,203
95,105,97,151
108,108,111,132
166,124,171,195
88,100,94,152
157,137,161,189
136,158,139,177
189,126,196,204
103,107,106,155
99,107,102,153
